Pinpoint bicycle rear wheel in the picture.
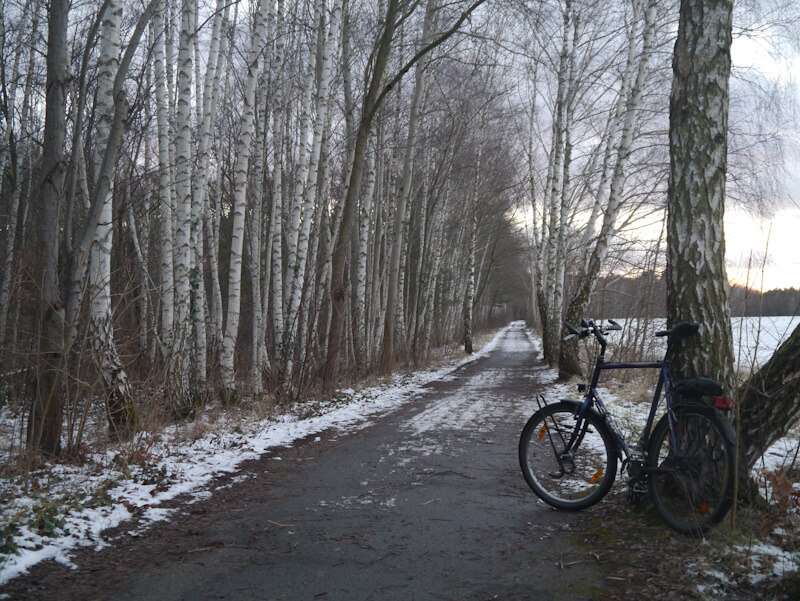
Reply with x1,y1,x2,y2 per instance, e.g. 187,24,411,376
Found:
647,409,734,534
519,401,618,510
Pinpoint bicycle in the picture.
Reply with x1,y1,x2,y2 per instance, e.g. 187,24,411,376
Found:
518,319,736,534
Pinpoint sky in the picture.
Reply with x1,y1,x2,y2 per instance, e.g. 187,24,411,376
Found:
726,205,800,290
726,30,800,291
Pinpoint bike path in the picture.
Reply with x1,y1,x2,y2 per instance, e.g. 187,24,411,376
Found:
9,324,605,600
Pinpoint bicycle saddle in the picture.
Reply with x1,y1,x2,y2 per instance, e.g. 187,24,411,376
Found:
673,377,723,397
655,322,699,338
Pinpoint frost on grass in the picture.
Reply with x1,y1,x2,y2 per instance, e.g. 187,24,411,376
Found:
0,325,509,585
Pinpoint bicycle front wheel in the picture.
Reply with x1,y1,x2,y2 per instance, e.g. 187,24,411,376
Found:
647,409,734,534
519,401,618,510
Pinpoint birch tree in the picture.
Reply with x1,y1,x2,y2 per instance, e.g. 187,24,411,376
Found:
220,0,270,391
284,0,342,381
153,0,175,354
170,0,196,405
88,0,137,437
559,0,658,375
666,0,735,392
190,0,228,388
380,0,435,371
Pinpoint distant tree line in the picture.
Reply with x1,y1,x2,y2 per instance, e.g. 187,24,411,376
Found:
583,272,799,319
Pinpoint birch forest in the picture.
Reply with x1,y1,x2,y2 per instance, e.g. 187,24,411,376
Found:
0,0,794,455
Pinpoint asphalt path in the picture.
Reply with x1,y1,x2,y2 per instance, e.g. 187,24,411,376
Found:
8,324,606,600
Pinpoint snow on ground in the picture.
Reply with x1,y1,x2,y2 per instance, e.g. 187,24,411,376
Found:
607,316,799,367
2,320,798,589
0,325,509,585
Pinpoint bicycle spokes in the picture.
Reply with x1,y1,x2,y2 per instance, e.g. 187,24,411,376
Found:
648,411,734,533
519,402,618,510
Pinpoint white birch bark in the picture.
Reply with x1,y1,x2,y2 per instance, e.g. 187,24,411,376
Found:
354,140,376,366
463,148,481,354
540,0,573,364
560,0,657,375
418,175,450,357
579,0,641,257
551,8,578,348
188,0,226,387
270,0,286,362
249,86,270,392
284,0,342,378
88,0,137,437
299,108,333,368
170,0,195,401
153,0,175,352
220,0,269,390
587,0,656,271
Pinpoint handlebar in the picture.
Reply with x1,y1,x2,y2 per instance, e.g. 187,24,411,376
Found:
565,319,701,359
564,319,621,340
563,319,612,355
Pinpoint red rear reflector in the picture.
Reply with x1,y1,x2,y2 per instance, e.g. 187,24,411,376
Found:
714,396,733,410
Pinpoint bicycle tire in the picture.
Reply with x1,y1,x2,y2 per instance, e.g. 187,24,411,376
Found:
519,401,618,510
647,408,734,534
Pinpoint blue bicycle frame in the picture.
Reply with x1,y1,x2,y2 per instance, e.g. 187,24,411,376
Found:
576,357,677,460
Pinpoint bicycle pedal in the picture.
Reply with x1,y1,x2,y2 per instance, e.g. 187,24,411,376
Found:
628,480,648,505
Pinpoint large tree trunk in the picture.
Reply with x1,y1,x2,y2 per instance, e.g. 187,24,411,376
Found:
665,0,735,392
737,324,800,490
29,0,69,456
153,0,175,354
325,0,400,386
170,0,195,405
89,0,138,439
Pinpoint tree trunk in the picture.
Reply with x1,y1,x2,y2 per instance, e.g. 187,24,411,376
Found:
153,0,175,354
284,0,342,380
269,0,286,375
354,141,377,368
736,324,800,492
89,0,138,439
191,0,227,389
220,0,269,391
28,0,69,456
666,0,735,393
540,2,571,365
380,0,434,372
325,0,400,386
170,0,195,405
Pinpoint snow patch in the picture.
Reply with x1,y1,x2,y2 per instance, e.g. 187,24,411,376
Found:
0,325,511,585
